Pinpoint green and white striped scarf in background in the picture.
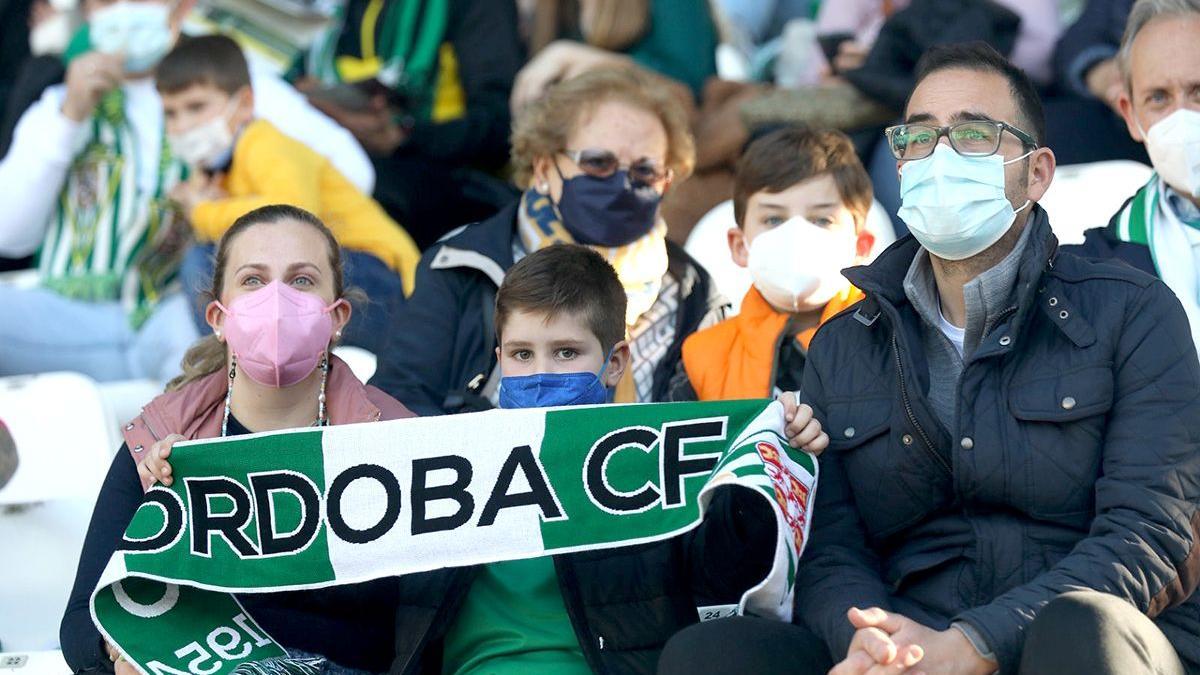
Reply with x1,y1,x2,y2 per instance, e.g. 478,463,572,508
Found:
304,0,448,121
37,88,187,328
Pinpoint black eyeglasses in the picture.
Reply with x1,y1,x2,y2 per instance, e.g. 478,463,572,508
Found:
561,149,672,186
883,120,1038,161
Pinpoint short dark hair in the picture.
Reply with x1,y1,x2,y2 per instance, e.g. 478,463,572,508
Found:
733,125,873,228
155,34,251,96
495,244,627,352
910,42,1045,147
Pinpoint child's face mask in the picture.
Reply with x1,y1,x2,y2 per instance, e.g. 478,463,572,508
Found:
167,97,239,168
747,216,856,312
497,348,615,409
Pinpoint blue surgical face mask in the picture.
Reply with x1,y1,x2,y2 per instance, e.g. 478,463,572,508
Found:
898,143,1032,261
497,351,614,409
555,168,662,247
90,1,173,74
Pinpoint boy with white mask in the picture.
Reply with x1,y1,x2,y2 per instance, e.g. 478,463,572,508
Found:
670,126,874,402
1069,0,1200,350
0,0,372,383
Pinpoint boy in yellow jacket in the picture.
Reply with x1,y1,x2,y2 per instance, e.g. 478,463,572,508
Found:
671,126,875,401
159,35,419,353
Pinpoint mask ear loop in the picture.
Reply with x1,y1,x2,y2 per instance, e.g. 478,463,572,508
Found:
596,345,618,384
1001,148,1036,166
1002,148,1037,215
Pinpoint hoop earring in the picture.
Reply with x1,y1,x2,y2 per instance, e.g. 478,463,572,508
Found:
221,355,236,438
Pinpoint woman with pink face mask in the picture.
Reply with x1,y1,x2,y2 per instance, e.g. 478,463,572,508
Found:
60,204,414,675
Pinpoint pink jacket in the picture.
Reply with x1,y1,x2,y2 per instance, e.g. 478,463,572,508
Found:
122,355,414,490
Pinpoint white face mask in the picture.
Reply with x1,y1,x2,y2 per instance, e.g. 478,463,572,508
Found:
167,101,237,168
747,216,856,313
1140,108,1200,199
30,11,75,56
89,1,173,74
898,143,1032,261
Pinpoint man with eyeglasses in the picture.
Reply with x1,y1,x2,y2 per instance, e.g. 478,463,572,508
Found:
659,41,1200,675
1068,0,1200,356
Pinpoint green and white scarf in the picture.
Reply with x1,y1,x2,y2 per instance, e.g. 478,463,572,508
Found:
1112,174,1200,346
91,400,816,674
37,88,187,328
305,0,449,121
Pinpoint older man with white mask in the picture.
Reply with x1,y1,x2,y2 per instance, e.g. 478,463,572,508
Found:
1070,0,1200,348
0,0,373,384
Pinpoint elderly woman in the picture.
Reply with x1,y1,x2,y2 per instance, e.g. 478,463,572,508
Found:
370,67,724,416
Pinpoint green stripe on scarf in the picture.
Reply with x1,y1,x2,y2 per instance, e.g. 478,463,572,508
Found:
1112,177,1158,246
308,0,449,120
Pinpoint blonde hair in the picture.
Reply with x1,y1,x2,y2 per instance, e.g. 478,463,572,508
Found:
510,67,695,188
166,205,357,392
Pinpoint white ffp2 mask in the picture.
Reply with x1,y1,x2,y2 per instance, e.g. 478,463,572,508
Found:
1142,108,1200,199
747,217,856,313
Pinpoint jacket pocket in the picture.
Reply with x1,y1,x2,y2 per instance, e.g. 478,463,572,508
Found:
1008,364,1114,520
824,398,948,539
825,396,892,451
1009,363,1114,422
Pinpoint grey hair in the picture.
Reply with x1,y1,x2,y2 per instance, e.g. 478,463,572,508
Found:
1119,0,1200,84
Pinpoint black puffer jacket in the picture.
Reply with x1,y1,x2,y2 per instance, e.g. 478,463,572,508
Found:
1063,189,1156,277
794,207,1200,673
386,488,773,674
369,201,726,415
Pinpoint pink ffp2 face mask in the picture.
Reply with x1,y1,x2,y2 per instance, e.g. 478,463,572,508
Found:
216,280,343,388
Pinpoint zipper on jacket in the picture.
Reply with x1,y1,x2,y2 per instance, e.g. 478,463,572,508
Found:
981,305,1018,343
891,334,951,475
553,556,609,674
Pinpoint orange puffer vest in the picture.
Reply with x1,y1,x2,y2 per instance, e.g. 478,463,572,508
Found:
682,285,863,400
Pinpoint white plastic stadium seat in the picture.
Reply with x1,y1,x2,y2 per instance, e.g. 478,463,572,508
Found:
0,650,71,673
685,199,897,314
0,373,115,652
1039,160,1154,245
333,345,379,383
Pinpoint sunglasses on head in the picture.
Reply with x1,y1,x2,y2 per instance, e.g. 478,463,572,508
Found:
561,149,672,186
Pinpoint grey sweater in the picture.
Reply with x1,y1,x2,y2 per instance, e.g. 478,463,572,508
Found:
902,223,1034,429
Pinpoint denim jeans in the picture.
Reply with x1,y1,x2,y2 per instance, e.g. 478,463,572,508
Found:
0,287,198,383
179,244,403,354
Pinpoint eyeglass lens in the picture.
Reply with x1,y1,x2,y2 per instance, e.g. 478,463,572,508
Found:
889,122,1003,160
572,149,666,184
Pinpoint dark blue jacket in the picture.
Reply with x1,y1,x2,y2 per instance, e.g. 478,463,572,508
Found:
794,206,1200,673
369,201,726,415
1054,0,1134,97
1064,191,1157,277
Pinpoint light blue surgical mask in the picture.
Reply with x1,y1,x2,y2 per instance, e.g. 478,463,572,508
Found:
90,1,173,74
898,143,1032,261
497,351,615,409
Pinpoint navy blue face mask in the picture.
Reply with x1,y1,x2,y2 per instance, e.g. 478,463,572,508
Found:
555,168,662,247
497,351,615,409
